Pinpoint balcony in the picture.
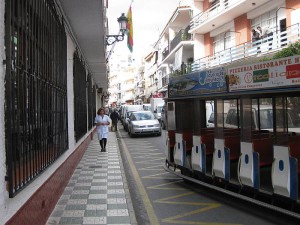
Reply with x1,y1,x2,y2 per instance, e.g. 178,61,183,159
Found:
162,46,170,61
170,26,192,52
162,75,169,87
191,23,300,72
190,0,270,34
123,83,135,91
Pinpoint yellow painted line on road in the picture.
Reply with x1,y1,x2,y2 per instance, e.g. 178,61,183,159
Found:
155,192,241,225
119,134,160,225
135,158,165,164
133,153,165,158
142,172,175,179
140,165,167,170
148,180,186,190
155,191,205,205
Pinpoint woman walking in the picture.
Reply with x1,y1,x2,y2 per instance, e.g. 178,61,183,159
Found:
95,108,111,152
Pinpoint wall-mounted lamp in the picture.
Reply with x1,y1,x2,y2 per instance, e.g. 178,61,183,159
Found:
106,13,128,46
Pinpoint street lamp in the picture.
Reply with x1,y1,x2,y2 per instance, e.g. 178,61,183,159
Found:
106,13,128,46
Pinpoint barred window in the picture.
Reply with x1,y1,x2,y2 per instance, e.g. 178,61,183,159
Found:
5,0,68,197
73,52,87,141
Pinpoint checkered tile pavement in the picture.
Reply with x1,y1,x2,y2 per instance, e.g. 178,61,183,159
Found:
46,132,137,225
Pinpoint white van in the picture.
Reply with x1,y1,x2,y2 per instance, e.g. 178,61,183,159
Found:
153,103,165,122
142,104,151,111
122,105,144,126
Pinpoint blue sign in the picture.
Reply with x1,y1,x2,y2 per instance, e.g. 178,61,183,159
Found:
168,67,227,97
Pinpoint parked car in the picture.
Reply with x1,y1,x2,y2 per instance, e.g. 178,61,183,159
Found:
123,111,133,132
121,105,144,125
128,111,161,137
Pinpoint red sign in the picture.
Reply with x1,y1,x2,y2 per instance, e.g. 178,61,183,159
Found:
152,92,163,98
286,64,300,79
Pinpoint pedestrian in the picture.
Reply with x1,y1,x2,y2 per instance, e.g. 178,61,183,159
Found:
95,108,111,152
251,29,260,43
110,108,119,132
181,62,187,74
257,26,273,50
252,29,261,53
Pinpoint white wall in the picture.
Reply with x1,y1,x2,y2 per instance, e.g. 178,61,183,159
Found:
0,0,7,221
67,35,76,151
1,29,93,224
194,33,205,60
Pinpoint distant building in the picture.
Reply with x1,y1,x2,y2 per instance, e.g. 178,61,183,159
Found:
108,53,137,106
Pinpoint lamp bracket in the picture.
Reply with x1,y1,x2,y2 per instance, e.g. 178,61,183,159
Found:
106,34,125,46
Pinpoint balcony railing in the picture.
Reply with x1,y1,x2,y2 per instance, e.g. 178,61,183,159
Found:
162,46,170,61
170,26,192,52
162,75,169,87
191,0,240,30
191,23,300,72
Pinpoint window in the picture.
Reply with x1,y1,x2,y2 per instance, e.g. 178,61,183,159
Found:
251,9,276,32
213,31,234,54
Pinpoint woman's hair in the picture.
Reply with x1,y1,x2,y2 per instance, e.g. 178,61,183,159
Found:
97,108,105,115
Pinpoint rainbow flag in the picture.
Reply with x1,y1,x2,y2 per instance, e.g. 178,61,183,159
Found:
126,5,133,52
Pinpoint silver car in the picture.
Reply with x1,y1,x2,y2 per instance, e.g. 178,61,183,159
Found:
128,111,161,137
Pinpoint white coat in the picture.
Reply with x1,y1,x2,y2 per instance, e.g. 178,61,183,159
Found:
95,114,111,140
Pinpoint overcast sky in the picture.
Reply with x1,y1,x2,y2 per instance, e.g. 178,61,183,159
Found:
107,0,183,62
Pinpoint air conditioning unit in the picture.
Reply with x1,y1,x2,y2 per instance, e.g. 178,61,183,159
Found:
97,88,103,93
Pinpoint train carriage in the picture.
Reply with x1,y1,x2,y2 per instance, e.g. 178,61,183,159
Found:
164,55,300,218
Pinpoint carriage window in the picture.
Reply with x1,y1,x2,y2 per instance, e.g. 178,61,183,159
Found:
225,109,238,127
288,109,300,128
260,109,273,129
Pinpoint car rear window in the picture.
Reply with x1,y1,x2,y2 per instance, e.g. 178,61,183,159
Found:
134,112,155,120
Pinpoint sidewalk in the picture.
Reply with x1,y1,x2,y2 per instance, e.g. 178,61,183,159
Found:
46,131,137,225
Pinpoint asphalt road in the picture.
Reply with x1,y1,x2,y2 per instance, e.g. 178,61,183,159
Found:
116,125,300,225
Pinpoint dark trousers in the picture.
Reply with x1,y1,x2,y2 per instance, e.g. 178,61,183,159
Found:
111,120,118,131
99,138,107,150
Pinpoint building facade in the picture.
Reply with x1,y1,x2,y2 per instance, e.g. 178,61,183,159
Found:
108,53,137,106
144,0,300,97
0,0,110,224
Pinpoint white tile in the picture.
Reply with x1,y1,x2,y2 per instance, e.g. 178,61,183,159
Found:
88,194,107,199
107,209,129,217
86,204,107,210
62,210,85,217
90,186,107,190
83,217,106,224
107,198,127,204
108,182,124,186
93,179,107,182
67,199,88,205
107,189,125,194
72,190,89,195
